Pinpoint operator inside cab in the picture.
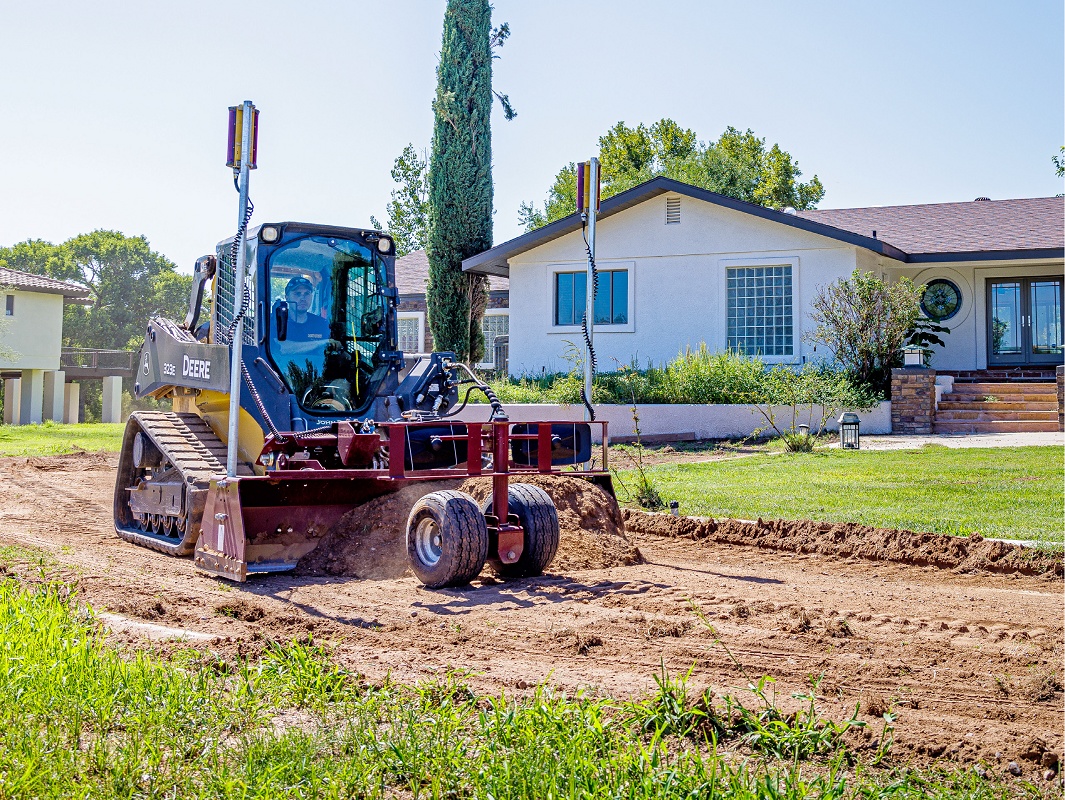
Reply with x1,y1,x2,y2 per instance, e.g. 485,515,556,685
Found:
267,234,388,413
278,276,329,350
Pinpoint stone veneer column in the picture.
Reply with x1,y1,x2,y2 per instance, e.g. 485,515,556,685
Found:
1057,365,1064,432
890,367,937,435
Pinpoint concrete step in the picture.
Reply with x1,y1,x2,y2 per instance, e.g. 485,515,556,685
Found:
942,391,1057,403
946,381,1056,395
932,420,1061,433
935,410,1058,422
937,401,1058,412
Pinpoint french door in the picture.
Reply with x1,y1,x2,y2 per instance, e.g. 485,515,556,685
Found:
987,277,1063,366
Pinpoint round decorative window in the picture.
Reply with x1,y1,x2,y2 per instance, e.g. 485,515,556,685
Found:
921,279,962,321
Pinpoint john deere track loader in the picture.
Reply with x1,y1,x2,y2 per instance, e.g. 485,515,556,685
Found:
114,221,613,587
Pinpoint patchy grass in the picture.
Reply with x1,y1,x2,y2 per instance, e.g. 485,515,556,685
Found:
0,421,124,457
0,578,1034,799
616,446,1064,544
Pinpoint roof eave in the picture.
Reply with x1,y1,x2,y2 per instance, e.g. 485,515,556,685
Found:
462,176,910,276
0,283,93,303
904,248,1065,264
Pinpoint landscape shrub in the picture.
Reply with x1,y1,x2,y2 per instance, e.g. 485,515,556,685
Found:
486,345,878,407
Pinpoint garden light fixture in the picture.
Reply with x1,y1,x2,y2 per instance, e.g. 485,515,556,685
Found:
903,347,924,367
838,413,860,450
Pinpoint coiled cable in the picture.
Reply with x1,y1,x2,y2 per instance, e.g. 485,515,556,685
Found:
222,176,255,346
579,220,597,421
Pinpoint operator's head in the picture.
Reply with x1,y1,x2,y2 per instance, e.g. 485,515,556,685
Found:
285,276,314,311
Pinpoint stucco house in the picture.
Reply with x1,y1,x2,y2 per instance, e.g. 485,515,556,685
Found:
0,267,93,424
395,249,510,370
462,178,1063,382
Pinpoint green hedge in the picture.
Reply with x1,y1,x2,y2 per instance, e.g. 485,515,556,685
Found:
485,346,878,408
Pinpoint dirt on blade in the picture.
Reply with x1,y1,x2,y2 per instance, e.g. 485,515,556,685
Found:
0,451,1061,781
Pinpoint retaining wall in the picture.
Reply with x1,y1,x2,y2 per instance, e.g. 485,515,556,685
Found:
453,401,892,442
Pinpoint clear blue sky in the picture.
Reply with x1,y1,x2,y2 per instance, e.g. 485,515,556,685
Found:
1,1,1062,272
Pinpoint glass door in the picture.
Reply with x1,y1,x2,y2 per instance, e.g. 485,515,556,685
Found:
988,277,1063,366
1030,279,1063,364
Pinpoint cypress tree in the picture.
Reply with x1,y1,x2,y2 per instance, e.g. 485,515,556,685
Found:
426,0,498,363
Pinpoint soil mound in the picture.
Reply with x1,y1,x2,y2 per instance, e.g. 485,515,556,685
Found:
19,451,114,472
624,510,1063,576
295,474,637,578
457,474,639,571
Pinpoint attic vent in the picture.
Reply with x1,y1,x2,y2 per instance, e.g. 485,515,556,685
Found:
665,197,681,224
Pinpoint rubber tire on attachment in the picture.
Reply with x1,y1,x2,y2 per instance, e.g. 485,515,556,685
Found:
482,483,560,579
406,490,489,589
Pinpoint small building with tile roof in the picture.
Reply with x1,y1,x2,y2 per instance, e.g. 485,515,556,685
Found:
0,267,93,424
462,177,1063,377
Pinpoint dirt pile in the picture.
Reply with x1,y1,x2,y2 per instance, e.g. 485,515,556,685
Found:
23,451,114,471
457,474,639,571
295,475,637,578
624,509,1063,576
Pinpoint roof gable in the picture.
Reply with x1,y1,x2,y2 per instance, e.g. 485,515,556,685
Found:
463,177,1064,276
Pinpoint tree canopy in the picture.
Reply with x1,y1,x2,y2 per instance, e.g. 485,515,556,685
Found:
424,0,513,363
519,120,825,231
370,144,430,258
0,231,191,352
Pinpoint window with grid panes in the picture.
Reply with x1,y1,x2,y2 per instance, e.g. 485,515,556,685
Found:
481,313,509,365
554,271,627,325
726,266,793,356
397,316,421,353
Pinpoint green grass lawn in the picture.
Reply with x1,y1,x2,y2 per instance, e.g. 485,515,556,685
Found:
0,576,1028,799
0,421,124,457
616,446,1064,544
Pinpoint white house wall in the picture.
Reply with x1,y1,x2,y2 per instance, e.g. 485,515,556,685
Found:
506,193,863,376
884,258,1065,371
0,290,64,370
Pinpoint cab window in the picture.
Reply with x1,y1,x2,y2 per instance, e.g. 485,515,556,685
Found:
267,236,387,412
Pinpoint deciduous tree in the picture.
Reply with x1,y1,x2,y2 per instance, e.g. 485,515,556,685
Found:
370,144,430,257
519,121,825,231
805,269,921,396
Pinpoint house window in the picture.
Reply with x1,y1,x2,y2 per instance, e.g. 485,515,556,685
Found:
727,265,793,356
397,314,422,353
554,270,628,326
4,295,13,316
480,312,509,368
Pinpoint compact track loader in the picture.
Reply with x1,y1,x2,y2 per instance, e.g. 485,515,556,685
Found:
114,221,613,587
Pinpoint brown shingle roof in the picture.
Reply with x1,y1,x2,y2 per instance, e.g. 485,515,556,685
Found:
796,196,1064,255
0,267,92,303
396,250,508,295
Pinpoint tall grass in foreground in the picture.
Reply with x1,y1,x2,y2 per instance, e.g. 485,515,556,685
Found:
0,579,1027,799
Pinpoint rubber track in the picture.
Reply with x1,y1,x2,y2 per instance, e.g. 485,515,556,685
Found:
115,411,251,556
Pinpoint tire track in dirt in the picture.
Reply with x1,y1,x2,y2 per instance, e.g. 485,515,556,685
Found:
0,451,1060,774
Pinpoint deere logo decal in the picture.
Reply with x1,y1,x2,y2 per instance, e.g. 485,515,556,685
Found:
142,352,151,376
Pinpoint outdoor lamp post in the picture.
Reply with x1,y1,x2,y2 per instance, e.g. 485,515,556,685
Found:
838,412,860,450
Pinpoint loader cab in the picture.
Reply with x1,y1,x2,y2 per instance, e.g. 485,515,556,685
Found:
255,223,395,415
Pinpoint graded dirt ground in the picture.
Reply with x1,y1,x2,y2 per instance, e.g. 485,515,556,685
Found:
0,451,1062,783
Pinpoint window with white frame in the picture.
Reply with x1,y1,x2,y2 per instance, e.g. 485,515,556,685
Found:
726,265,793,356
554,270,628,326
480,311,509,367
4,295,13,316
397,313,423,354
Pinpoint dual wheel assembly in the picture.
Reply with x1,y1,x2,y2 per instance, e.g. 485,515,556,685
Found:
405,484,559,589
